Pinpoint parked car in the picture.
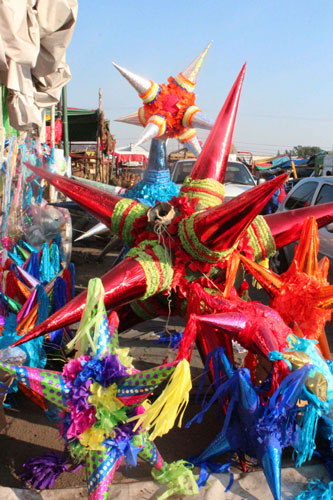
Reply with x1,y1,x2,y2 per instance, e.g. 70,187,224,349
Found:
171,159,256,200
275,177,333,279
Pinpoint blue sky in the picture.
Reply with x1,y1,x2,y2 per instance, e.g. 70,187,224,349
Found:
66,1,333,156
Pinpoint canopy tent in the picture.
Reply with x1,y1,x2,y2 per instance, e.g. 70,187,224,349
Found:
114,143,149,166
255,155,309,170
66,108,100,142
45,107,115,150
272,156,309,168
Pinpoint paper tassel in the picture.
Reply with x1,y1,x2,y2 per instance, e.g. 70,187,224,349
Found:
20,451,73,490
66,278,105,356
151,460,199,500
294,403,320,467
132,359,192,440
292,480,333,500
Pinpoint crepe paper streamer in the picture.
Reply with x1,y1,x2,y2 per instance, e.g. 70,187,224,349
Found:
0,311,46,371
67,262,76,300
246,215,277,263
20,452,80,490
126,240,174,300
110,198,148,246
131,358,192,440
152,461,199,500
125,169,180,206
25,251,40,280
66,278,115,358
36,285,50,325
178,213,236,263
50,242,60,277
293,404,321,467
39,242,55,283
290,479,333,500
154,330,183,348
45,277,69,348
180,176,225,209
191,457,234,490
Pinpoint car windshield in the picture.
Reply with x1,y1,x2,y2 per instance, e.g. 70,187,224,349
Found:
224,162,255,185
172,161,195,184
172,160,255,186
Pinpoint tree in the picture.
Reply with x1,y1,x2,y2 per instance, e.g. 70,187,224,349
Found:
286,145,325,158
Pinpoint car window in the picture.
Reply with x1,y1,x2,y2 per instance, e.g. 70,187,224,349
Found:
285,181,318,209
172,161,195,184
224,162,255,186
315,183,333,205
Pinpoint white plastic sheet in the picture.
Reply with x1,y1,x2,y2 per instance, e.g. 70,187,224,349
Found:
0,0,77,130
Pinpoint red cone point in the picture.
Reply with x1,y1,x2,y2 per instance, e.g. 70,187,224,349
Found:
25,162,125,229
193,174,288,251
190,63,246,182
265,203,333,249
12,258,147,347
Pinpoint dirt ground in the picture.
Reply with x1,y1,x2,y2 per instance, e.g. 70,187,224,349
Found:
0,243,332,492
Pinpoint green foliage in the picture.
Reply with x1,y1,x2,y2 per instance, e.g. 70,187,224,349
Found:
285,145,325,158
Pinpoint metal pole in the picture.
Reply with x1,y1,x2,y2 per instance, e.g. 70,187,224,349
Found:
62,85,69,157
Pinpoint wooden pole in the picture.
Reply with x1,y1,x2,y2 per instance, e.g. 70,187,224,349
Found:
291,159,298,179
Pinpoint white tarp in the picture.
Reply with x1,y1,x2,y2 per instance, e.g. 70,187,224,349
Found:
0,0,77,130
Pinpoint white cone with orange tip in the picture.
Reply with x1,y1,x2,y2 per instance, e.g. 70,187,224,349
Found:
135,115,167,146
112,62,154,96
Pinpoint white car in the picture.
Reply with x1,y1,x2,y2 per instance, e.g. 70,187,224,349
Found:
171,159,256,200
277,176,333,279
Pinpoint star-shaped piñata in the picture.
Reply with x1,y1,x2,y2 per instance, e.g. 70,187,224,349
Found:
176,284,292,394
13,63,333,381
113,43,214,156
1,278,196,500
187,347,312,500
268,333,333,462
239,216,333,359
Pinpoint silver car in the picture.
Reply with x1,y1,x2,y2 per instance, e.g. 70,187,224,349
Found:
276,176,333,280
170,159,256,200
